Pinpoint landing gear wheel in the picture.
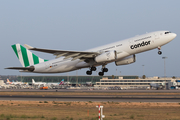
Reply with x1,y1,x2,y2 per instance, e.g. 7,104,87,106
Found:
90,67,96,71
98,72,104,76
158,51,162,55
86,71,92,75
102,68,108,72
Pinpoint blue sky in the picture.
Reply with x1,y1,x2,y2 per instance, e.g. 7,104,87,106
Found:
1,0,180,77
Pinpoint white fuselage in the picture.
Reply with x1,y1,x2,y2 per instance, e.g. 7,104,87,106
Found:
32,31,176,73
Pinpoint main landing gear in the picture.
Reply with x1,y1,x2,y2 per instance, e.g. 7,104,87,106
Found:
86,66,108,76
98,67,108,76
86,66,96,75
158,46,162,55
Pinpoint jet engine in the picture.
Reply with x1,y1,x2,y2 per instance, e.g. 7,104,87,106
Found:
95,50,117,63
115,55,136,66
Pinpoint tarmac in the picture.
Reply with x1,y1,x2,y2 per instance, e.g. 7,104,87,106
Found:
0,89,180,102
1,89,180,93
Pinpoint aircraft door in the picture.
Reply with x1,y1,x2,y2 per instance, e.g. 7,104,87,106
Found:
129,39,134,47
152,33,160,46
154,33,159,39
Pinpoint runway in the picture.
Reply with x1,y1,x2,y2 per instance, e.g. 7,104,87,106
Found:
1,89,180,93
0,89,180,102
0,95,180,102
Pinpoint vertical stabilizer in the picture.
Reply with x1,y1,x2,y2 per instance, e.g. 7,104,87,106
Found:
59,79,64,85
32,79,35,84
11,44,48,67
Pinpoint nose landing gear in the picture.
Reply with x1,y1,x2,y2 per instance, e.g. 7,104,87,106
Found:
158,51,162,55
158,46,162,55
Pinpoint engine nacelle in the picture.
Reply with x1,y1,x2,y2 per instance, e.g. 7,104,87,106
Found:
95,50,116,63
115,55,136,66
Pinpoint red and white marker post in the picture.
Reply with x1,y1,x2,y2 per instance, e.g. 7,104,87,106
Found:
96,105,105,120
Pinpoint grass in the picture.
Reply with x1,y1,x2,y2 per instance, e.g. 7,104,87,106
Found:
130,115,134,119
0,114,44,119
0,100,180,120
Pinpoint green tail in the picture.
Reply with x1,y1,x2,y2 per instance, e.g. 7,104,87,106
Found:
12,44,48,67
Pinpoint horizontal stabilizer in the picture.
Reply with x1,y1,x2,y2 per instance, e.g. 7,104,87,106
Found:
5,66,35,72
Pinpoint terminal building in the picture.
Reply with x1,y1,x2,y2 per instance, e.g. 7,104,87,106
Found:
3,75,179,89
17,75,138,85
94,76,177,89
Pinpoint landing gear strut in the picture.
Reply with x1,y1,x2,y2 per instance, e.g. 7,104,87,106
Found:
98,65,108,76
158,46,162,55
90,66,96,71
86,66,96,75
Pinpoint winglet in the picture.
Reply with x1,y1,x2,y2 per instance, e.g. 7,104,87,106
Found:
24,44,33,49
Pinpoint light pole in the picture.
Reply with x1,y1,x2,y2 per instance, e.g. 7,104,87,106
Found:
76,70,78,87
67,73,69,86
116,69,117,79
162,57,167,78
142,65,145,75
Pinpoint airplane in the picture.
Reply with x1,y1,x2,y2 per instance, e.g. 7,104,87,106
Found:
150,82,163,90
10,80,28,85
46,79,64,86
59,79,64,85
86,82,92,86
6,79,12,84
32,79,46,86
5,31,176,76
0,80,15,89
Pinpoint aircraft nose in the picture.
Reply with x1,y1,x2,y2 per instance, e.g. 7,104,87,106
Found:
172,33,177,39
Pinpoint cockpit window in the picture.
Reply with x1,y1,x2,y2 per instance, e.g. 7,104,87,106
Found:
165,31,171,34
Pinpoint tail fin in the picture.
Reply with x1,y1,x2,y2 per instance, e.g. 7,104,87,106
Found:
12,44,48,67
32,79,35,83
7,79,10,83
59,79,64,85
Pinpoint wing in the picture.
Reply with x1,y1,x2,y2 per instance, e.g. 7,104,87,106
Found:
24,44,99,61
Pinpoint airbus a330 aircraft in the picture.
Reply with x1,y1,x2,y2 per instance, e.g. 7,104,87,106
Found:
5,31,176,76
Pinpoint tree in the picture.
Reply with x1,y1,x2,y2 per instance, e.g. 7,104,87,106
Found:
142,75,146,79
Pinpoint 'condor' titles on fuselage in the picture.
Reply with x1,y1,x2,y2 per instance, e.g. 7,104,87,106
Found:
130,41,151,49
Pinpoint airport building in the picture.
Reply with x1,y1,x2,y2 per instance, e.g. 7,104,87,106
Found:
17,75,138,85
2,75,179,89
94,76,177,89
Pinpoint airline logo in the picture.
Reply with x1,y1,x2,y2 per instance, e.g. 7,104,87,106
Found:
59,79,64,85
130,41,151,49
7,79,12,84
